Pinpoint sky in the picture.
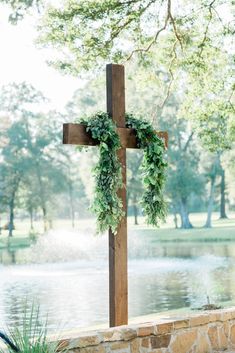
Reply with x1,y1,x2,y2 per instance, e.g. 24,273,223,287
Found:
0,5,83,111
0,3,233,112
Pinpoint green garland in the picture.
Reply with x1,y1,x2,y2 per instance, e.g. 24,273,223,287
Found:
79,112,167,233
80,112,124,234
126,114,167,226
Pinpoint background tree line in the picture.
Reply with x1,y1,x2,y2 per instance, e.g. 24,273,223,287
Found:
0,71,234,237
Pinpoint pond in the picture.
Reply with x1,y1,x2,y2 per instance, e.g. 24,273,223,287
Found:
0,227,235,332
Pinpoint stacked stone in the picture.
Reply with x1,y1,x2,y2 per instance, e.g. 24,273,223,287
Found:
54,308,235,353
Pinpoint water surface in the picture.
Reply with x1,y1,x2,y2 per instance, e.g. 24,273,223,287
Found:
0,228,234,331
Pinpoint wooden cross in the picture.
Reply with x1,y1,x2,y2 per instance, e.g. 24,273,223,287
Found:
63,64,168,327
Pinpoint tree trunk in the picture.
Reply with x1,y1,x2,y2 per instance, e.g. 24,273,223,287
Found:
35,163,48,232
8,196,15,237
29,208,34,230
204,176,216,228
133,205,138,225
42,206,48,232
132,193,138,225
26,125,48,232
8,175,21,237
179,199,193,229
219,168,227,219
126,191,130,215
173,212,179,229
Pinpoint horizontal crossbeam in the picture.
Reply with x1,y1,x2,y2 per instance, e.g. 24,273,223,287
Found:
63,123,168,148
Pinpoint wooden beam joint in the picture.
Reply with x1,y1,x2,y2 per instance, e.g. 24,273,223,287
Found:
63,123,168,148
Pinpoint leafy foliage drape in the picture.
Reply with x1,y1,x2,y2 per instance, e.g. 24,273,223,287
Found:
79,113,167,233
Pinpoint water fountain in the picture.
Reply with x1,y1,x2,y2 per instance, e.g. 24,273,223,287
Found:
0,226,233,332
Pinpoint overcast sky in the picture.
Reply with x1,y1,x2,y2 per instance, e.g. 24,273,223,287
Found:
0,6,83,111
0,3,233,113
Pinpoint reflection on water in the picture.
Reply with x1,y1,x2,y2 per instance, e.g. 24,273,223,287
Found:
0,228,235,331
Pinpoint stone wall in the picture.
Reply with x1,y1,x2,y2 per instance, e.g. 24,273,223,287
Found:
56,308,235,353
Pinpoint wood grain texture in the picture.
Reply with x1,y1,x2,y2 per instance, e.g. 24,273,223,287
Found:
106,64,125,128
63,124,168,148
106,64,128,328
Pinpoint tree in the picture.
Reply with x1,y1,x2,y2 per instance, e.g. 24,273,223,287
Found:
221,149,235,213
177,43,234,221
37,0,234,78
202,154,220,228
0,83,68,234
0,82,45,112
0,121,31,236
0,84,44,233
178,45,234,153
57,148,87,227
0,166,20,237
1,0,42,23
218,156,228,219
21,181,40,230
0,116,12,234
165,125,204,229
22,111,69,231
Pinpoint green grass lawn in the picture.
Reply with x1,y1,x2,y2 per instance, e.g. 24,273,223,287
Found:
0,236,32,249
135,225,235,242
132,212,235,242
0,212,235,249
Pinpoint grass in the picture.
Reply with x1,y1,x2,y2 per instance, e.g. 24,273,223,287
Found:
0,212,234,250
0,237,32,250
131,211,235,242
136,226,235,243
0,305,59,353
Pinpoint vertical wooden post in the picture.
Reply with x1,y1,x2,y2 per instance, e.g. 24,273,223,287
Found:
106,64,128,327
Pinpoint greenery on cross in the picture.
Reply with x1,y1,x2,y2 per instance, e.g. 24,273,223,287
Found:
78,112,167,233
79,112,124,234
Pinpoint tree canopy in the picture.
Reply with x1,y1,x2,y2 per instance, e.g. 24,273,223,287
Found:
37,0,235,151
37,0,233,72
1,0,234,151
